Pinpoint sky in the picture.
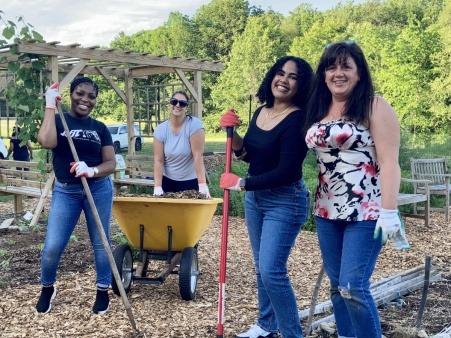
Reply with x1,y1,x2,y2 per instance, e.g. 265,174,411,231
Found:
1,0,368,47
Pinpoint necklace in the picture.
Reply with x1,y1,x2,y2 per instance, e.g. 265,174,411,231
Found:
261,104,293,127
326,105,345,121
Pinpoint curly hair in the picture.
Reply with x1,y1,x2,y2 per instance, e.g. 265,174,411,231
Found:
304,41,375,130
256,56,313,110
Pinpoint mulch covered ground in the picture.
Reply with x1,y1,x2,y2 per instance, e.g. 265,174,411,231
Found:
0,155,450,337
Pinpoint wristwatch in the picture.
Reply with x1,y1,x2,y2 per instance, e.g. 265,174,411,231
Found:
239,178,246,191
93,167,99,176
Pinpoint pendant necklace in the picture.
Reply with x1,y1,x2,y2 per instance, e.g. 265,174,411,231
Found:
261,104,293,127
327,105,345,121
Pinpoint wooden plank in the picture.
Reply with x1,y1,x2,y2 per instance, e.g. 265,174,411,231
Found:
30,172,55,227
308,272,442,331
299,265,440,319
0,186,47,198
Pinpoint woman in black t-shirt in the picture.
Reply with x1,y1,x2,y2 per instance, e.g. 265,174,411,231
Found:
36,77,116,316
7,127,33,165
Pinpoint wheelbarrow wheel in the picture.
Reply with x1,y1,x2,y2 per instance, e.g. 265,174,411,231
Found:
111,244,133,296
179,247,199,301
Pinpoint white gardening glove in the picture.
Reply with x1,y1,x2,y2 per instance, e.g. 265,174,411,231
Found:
220,173,242,191
198,183,211,198
373,208,401,245
45,82,62,110
390,215,410,251
153,186,164,196
69,161,95,178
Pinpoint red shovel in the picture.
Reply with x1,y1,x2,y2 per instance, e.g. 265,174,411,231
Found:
216,126,234,338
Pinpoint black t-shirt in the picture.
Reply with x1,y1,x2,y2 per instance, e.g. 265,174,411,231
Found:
11,138,30,161
52,113,113,183
240,106,308,191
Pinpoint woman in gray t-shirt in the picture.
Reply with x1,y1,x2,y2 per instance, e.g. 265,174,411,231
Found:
153,90,210,197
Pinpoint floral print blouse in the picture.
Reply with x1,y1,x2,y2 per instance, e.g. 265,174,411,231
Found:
305,119,381,221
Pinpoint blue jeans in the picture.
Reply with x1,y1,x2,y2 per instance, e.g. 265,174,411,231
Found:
40,176,114,287
245,179,309,338
315,217,383,338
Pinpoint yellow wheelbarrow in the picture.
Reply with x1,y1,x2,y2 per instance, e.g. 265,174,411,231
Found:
111,196,222,300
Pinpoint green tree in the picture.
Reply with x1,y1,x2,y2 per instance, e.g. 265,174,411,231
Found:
427,0,451,131
193,0,250,61
207,12,287,131
377,13,441,133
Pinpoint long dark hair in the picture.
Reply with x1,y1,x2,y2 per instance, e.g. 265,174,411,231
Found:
304,41,374,129
256,56,313,110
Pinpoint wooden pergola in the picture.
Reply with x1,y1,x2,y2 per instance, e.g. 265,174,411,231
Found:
0,40,223,154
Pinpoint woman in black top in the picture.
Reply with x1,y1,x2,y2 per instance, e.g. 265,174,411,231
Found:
7,127,33,165
220,56,313,338
36,77,116,316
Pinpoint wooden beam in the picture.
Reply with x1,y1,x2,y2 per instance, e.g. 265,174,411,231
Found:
59,59,89,90
194,70,203,119
16,41,223,72
96,66,127,103
124,70,135,155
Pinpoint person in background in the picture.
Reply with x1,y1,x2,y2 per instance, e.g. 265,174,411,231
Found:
304,40,408,338
7,126,34,168
153,90,210,198
219,56,313,338
36,77,116,315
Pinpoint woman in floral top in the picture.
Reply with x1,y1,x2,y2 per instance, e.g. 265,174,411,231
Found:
304,41,406,338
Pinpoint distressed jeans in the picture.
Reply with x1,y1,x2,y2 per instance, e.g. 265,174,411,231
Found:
315,217,383,338
245,179,309,338
40,176,113,287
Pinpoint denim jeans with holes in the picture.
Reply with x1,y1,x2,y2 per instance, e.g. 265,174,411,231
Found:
244,179,309,338
315,217,383,338
40,176,113,287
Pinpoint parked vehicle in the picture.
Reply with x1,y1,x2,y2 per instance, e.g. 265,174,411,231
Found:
0,138,7,159
107,124,144,153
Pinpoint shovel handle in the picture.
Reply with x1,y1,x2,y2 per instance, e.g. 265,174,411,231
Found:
217,126,235,337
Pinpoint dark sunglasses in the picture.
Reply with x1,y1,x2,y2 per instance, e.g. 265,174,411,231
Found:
170,98,188,107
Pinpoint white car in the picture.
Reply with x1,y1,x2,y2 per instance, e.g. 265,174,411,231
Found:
0,138,8,159
107,124,144,153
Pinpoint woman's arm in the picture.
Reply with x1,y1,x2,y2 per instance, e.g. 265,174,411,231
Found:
190,129,207,184
370,96,401,210
37,108,58,149
95,145,116,177
153,139,165,187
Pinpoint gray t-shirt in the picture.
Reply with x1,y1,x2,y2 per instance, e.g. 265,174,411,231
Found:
154,116,204,181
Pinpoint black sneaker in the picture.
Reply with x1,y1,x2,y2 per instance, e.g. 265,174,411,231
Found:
36,286,56,314
92,288,109,314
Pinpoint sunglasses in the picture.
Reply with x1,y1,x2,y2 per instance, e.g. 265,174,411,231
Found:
170,98,189,108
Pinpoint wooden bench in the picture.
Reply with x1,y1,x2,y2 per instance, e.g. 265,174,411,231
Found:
0,160,54,215
410,157,450,221
397,177,431,227
112,154,154,193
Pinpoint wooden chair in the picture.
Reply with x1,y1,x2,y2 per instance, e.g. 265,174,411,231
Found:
410,158,451,222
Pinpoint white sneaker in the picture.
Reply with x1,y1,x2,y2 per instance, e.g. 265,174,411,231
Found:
235,324,279,338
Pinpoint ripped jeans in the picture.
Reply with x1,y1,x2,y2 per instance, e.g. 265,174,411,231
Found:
315,217,382,338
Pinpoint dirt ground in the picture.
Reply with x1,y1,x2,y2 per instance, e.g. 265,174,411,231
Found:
0,158,450,337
